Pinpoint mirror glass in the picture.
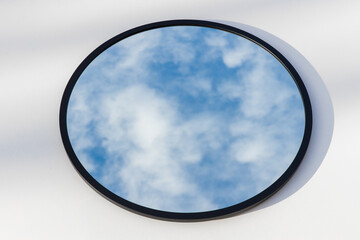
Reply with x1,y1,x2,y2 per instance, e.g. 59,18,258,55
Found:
65,24,307,214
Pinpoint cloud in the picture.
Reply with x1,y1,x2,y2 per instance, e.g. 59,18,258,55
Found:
67,26,305,212
93,84,222,211
205,32,305,191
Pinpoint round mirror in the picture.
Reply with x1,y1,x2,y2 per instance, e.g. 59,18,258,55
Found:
60,20,312,220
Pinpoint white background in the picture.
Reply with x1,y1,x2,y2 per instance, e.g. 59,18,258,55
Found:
1,0,359,239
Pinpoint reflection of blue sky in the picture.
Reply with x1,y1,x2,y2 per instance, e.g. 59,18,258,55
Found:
67,26,305,212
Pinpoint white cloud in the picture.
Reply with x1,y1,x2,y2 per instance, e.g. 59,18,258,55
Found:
205,32,255,68
222,43,255,68
217,79,243,99
67,87,98,172
178,73,213,97
93,84,223,211
207,31,305,191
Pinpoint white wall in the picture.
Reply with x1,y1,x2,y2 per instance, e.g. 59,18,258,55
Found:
1,0,359,239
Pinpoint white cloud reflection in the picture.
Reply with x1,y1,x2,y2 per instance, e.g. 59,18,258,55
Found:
67,26,305,212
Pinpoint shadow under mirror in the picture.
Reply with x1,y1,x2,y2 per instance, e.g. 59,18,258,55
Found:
60,20,312,221
215,21,333,215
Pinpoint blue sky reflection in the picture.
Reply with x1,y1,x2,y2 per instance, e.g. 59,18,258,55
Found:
67,26,305,212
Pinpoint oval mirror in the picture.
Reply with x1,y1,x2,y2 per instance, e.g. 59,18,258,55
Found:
60,20,312,220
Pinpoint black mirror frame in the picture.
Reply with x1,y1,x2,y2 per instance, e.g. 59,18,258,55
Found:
59,19,312,221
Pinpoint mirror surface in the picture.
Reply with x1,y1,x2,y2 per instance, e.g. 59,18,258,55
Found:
66,25,306,213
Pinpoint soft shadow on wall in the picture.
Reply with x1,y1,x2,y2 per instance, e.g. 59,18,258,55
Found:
215,20,334,214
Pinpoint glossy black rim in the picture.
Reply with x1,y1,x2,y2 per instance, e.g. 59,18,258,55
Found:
59,19,312,221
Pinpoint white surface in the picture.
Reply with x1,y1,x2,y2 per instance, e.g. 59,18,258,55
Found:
1,0,359,239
